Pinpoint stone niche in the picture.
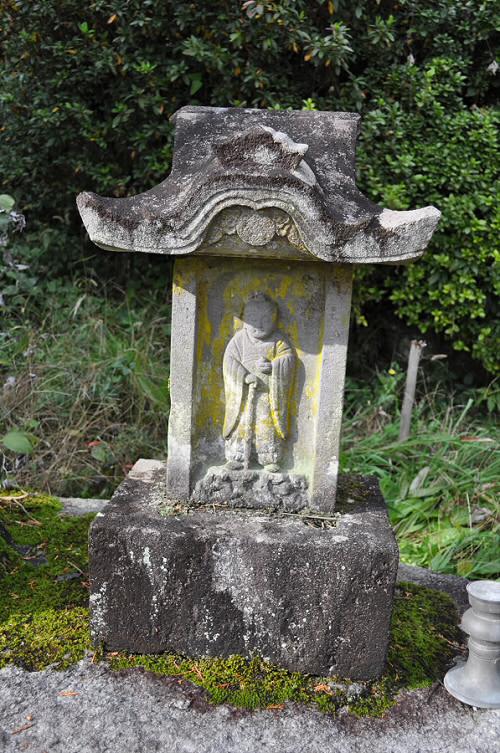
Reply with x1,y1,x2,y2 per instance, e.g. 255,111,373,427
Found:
78,106,440,678
168,254,352,513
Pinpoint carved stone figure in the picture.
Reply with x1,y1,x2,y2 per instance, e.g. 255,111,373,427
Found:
222,293,295,473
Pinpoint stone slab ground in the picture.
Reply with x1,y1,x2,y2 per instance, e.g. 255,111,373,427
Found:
1,659,499,753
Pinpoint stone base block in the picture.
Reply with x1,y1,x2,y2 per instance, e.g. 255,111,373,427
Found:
89,460,399,679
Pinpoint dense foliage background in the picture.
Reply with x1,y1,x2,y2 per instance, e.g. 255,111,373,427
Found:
1,0,499,372
1,2,499,579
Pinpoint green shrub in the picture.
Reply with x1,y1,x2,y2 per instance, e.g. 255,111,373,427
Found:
0,0,498,371
356,83,499,373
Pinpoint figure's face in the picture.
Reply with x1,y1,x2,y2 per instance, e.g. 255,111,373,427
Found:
244,304,277,340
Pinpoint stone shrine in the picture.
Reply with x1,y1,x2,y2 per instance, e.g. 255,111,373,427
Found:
78,107,440,677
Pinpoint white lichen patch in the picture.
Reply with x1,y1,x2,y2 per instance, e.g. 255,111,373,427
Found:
212,538,278,649
89,582,108,637
142,546,155,586
327,458,339,477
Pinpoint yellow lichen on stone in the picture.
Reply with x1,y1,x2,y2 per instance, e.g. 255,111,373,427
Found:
176,257,327,470
172,256,353,483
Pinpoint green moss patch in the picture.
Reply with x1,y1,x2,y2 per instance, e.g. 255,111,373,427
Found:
0,607,91,671
0,492,92,669
388,583,460,687
109,583,462,715
0,492,463,714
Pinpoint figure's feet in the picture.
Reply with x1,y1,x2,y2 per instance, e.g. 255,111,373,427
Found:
225,460,244,470
264,463,280,473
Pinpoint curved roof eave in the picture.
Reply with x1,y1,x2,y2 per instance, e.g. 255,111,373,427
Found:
77,107,441,265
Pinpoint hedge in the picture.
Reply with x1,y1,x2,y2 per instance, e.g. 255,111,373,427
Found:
1,0,498,371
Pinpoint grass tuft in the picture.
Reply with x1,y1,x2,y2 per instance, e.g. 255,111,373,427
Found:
1,283,170,497
342,372,499,578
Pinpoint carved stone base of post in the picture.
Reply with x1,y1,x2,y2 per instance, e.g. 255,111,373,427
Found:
89,459,398,679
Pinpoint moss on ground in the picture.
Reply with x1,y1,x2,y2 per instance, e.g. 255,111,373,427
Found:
0,492,92,670
0,492,463,714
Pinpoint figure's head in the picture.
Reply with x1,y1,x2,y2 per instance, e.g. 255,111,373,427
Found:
242,293,278,340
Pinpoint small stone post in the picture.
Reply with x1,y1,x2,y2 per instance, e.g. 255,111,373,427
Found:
399,339,426,442
445,580,500,708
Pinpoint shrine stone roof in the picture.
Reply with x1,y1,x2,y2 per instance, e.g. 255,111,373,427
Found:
77,106,440,264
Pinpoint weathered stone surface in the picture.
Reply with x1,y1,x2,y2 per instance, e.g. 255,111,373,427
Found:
166,257,352,511
57,497,108,517
77,107,440,263
192,467,309,511
77,107,441,512
89,460,398,679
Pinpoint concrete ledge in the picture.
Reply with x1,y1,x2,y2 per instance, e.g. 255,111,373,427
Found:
397,563,469,615
58,497,109,517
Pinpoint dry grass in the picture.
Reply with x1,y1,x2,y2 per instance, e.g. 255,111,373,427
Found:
1,283,170,496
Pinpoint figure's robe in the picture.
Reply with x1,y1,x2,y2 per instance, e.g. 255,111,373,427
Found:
223,327,295,440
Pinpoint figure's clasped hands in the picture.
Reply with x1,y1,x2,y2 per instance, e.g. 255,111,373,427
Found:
256,357,272,375
245,358,271,385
